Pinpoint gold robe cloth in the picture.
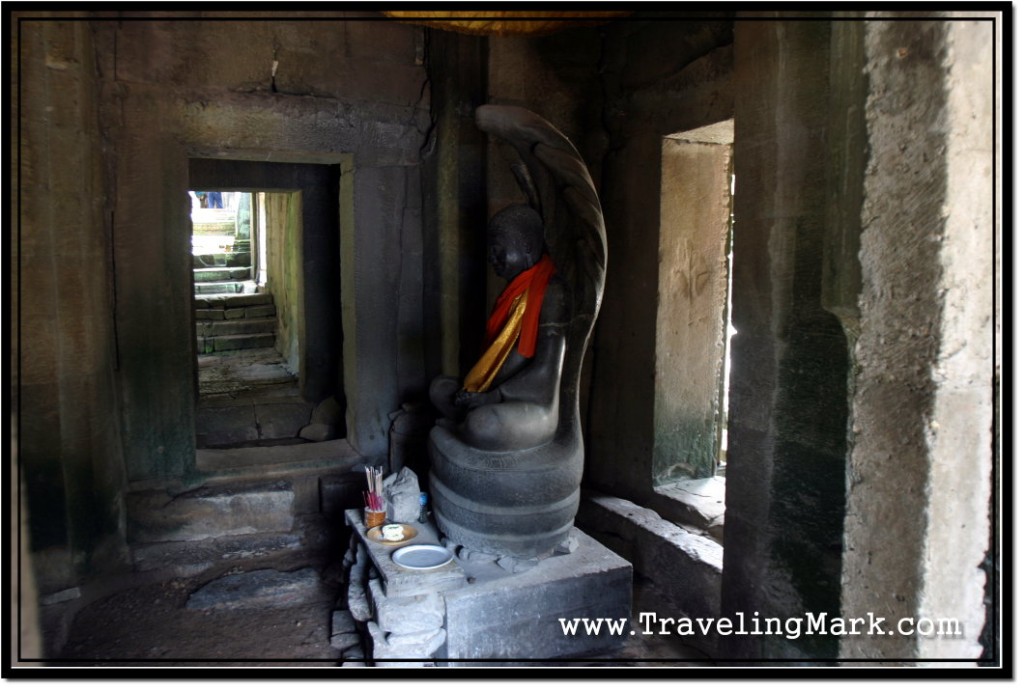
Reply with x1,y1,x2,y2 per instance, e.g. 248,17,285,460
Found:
462,255,556,392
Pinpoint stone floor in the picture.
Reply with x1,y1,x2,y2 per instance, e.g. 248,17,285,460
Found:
198,346,297,399
53,558,342,666
196,348,319,449
49,539,710,668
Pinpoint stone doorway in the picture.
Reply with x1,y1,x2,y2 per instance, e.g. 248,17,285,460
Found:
187,160,345,452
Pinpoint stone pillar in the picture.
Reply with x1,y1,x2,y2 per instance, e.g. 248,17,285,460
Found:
347,163,415,455
721,18,850,660
109,82,197,483
16,17,129,587
421,30,487,381
839,16,995,663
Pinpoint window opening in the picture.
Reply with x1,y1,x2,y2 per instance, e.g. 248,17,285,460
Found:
652,120,735,486
718,173,737,478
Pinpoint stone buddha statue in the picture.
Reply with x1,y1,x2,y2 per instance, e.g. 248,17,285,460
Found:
429,204,569,452
427,105,607,560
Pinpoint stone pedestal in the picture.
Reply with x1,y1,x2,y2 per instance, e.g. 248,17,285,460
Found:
443,528,632,664
340,509,632,665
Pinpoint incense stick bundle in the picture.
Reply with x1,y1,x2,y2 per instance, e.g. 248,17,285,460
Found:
364,467,385,512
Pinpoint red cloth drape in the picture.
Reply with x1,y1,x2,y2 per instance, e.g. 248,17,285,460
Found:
484,254,556,358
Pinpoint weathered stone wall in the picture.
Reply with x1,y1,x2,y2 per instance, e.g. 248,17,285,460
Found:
264,192,302,376
720,18,850,659
93,15,430,481
719,15,996,663
16,18,129,590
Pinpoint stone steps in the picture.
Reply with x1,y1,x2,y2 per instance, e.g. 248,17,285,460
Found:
127,480,297,546
197,347,297,399
197,317,277,338
196,438,360,475
125,477,312,579
194,266,252,282
131,531,304,577
193,251,252,269
195,280,249,295
195,305,275,321
125,448,377,579
197,332,276,353
195,293,273,309
195,293,277,353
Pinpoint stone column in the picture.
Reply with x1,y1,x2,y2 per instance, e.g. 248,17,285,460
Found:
721,17,849,660
17,16,129,587
420,30,487,381
839,15,996,664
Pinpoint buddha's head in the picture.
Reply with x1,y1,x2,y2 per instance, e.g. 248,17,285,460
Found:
486,205,545,281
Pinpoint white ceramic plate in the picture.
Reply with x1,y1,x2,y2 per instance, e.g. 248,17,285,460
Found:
391,544,454,570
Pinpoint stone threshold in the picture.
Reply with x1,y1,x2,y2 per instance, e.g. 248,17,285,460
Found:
650,476,726,544
196,438,361,475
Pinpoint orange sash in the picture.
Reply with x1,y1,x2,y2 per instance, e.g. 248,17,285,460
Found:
463,255,556,392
